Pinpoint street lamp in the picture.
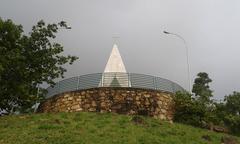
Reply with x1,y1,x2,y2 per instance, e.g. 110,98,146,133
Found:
58,21,72,29
58,26,72,30
65,26,72,29
163,30,191,92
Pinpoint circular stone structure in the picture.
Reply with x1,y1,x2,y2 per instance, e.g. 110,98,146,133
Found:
38,72,184,121
38,43,184,120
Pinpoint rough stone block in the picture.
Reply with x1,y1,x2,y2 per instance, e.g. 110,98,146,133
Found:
38,87,174,121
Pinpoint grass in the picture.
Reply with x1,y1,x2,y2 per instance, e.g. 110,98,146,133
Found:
0,112,239,144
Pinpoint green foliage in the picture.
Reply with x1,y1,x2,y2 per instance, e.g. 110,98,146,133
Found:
224,114,240,135
222,92,240,135
174,87,240,136
224,92,240,115
0,112,239,144
174,72,227,129
174,72,214,127
192,72,213,104
0,18,78,113
173,91,207,127
209,102,227,126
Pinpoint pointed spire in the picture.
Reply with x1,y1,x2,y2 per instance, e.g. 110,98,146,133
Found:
104,44,127,73
100,44,130,87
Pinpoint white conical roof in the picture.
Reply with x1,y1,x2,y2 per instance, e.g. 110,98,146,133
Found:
100,44,129,87
104,44,127,73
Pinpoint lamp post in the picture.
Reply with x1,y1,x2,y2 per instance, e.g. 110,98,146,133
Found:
163,31,191,92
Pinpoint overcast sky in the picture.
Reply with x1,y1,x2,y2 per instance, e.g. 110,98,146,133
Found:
1,0,240,99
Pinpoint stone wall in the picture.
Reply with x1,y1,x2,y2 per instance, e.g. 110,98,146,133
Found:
38,87,175,121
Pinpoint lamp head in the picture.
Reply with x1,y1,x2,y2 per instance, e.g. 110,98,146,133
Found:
59,21,72,29
163,31,170,34
66,26,72,29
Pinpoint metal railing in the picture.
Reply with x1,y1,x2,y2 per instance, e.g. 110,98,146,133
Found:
46,73,184,98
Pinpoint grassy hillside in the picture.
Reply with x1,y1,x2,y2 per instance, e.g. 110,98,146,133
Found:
0,112,239,144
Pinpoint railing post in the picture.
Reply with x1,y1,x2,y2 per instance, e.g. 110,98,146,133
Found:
77,76,80,90
128,73,131,87
153,77,156,90
57,82,60,94
171,82,175,93
101,73,104,87
173,83,177,93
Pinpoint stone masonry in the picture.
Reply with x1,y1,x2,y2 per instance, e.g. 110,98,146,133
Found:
38,87,175,121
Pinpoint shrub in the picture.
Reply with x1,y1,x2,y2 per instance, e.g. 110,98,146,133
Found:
173,91,206,127
224,115,240,135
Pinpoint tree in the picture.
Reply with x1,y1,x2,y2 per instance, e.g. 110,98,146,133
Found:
192,72,213,104
174,72,214,128
224,91,240,115
174,72,240,135
173,91,206,127
0,18,78,113
217,92,240,135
